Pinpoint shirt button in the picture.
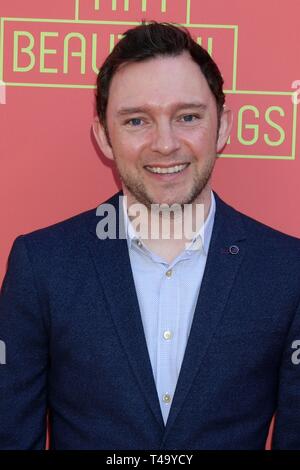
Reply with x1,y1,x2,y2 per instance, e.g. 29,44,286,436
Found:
162,393,172,404
163,330,173,340
165,269,172,278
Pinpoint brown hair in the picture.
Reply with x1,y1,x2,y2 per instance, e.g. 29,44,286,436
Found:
96,21,225,130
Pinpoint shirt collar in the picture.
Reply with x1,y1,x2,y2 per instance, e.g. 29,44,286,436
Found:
122,191,216,256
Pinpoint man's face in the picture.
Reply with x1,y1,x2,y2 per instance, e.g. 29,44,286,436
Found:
96,51,231,208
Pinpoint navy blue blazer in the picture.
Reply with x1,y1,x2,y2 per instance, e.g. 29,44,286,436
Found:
0,191,300,450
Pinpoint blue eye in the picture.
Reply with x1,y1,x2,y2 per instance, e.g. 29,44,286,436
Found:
129,118,143,126
182,114,197,122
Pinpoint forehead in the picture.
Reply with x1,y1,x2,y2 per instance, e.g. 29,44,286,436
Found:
107,52,215,113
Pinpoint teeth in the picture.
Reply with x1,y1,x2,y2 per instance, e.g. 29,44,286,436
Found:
146,163,188,174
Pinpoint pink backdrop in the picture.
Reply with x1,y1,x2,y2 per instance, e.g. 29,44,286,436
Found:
1,0,299,449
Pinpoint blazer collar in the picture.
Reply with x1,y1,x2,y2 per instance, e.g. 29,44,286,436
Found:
87,190,246,242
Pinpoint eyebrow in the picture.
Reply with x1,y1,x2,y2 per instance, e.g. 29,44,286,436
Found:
116,102,207,116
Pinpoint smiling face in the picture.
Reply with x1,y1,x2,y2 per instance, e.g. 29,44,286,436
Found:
95,51,232,208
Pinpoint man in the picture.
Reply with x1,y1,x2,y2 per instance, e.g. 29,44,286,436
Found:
0,22,300,450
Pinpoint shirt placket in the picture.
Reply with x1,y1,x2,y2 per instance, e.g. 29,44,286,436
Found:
156,263,180,424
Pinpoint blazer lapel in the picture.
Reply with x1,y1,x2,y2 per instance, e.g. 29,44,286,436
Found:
162,193,247,441
85,191,164,429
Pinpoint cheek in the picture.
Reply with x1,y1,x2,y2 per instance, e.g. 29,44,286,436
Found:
179,118,217,147
111,129,148,160
183,130,216,155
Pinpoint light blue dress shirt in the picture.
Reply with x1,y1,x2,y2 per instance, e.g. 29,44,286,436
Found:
122,192,216,424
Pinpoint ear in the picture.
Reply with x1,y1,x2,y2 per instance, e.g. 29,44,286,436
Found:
92,117,114,161
216,106,233,153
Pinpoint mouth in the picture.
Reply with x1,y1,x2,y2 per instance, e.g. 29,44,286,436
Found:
144,163,190,175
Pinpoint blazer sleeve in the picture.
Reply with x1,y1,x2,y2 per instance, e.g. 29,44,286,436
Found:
272,299,300,449
0,236,48,449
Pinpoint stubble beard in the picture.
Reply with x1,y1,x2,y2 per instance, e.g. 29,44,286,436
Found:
114,154,217,211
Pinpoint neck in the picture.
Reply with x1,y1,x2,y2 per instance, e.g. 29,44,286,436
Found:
123,185,212,244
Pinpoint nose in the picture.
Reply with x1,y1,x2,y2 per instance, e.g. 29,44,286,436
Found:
150,121,180,155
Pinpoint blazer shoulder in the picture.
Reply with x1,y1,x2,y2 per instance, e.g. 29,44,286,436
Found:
16,191,122,249
238,209,300,248
215,193,300,250
17,206,97,249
